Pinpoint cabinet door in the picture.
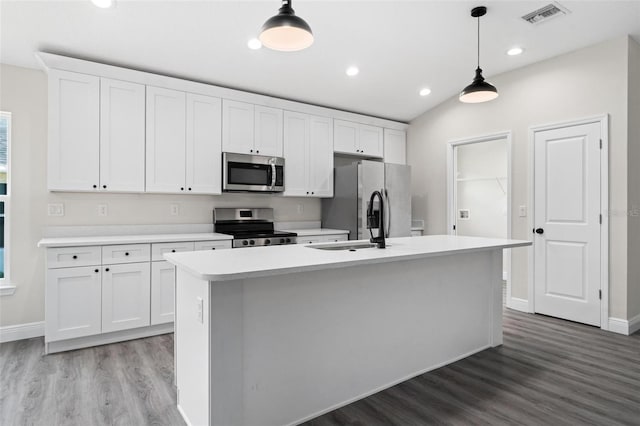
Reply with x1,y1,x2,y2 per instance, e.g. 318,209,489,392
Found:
307,115,333,197
254,106,283,157
100,78,146,192
48,70,100,191
102,262,151,333
283,111,309,197
383,129,407,165
333,120,359,155
151,261,176,325
45,266,102,342
186,93,222,194
222,99,254,154
146,86,187,193
359,124,384,158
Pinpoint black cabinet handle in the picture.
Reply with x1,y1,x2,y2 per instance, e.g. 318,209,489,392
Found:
250,149,253,153
256,150,259,154
188,188,192,191
93,184,97,189
125,252,129,256
171,249,176,253
72,255,78,259
94,269,99,273
102,185,107,189
180,187,184,191
535,228,544,235
105,268,110,272
211,248,216,250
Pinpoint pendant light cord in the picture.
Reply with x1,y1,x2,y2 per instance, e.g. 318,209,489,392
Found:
477,15,480,69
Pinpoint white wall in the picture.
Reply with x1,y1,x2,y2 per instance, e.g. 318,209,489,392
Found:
408,37,630,319
0,64,321,328
628,38,640,320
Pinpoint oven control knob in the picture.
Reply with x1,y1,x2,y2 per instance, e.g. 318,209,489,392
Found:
265,239,271,245
280,238,285,244
242,240,249,246
286,238,291,243
249,240,255,245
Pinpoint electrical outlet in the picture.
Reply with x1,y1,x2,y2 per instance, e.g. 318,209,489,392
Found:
196,297,203,324
519,205,527,217
297,204,304,214
47,203,64,217
170,204,180,216
98,204,108,217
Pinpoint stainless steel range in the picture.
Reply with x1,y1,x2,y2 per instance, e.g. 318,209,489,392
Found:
213,208,297,248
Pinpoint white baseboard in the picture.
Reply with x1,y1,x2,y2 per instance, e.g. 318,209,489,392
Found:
0,321,45,343
608,315,640,335
506,297,530,313
629,313,640,335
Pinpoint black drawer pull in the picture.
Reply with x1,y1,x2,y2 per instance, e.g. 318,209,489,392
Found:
94,269,99,273
105,268,110,272
125,252,130,256
211,247,216,250
72,255,78,259
171,249,176,253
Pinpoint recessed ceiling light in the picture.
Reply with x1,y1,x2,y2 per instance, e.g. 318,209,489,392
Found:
419,88,432,97
507,47,524,56
346,66,359,77
248,38,263,50
91,0,115,8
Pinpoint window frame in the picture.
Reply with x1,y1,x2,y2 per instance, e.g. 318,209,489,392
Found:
0,111,11,290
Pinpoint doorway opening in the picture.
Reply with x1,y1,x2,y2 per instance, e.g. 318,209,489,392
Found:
447,132,512,303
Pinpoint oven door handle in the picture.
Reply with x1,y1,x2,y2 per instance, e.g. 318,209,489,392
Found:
270,163,277,188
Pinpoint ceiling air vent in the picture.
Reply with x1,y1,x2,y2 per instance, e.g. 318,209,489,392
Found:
521,2,570,24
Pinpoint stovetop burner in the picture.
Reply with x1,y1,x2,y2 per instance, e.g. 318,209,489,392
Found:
213,208,298,248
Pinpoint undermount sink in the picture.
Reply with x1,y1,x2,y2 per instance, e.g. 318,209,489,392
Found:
307,241,381,251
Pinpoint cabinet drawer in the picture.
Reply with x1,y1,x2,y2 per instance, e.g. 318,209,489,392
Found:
299,237,324,244
152,242,195,261
193,240,232,251
102,244,151,265
320,234,348,243
47,246,101,269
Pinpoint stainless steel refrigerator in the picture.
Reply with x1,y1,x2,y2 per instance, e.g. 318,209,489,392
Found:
321,161,411,240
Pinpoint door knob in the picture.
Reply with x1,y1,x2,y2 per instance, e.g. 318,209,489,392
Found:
535,228,544,234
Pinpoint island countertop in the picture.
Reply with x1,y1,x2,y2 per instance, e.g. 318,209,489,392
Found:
164,235,531,282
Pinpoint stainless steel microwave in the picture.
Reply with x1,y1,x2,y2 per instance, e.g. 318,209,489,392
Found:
222,152,285,193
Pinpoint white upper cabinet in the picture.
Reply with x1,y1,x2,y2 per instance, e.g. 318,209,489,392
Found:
223,100,283,156
254,105,283,157
334,119,383,158
100,78,146,192
146,87,187,193
283,111,333,197
48,70,100,191
186,93,222,194
147,88,222,194
383,129,407,165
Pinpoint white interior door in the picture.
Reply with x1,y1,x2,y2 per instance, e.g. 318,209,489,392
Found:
533,121,602,326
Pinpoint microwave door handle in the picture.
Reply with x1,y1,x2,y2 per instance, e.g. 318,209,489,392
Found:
271,163,276,188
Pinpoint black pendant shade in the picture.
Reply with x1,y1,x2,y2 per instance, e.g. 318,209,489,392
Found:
459,6,498,103
259,0,314,52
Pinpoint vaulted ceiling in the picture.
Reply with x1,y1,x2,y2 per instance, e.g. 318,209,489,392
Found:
2,1,639,122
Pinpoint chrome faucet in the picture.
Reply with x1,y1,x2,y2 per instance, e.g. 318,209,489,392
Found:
367,190,386,249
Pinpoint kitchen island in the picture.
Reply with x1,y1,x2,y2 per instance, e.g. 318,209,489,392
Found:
165,235,530,426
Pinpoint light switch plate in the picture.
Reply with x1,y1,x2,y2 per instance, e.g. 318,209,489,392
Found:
47,203,64,216
170,203,180,216
196,297,204,324
519,205,527,217
98,204,108,217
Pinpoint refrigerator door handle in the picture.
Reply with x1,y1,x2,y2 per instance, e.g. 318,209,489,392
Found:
384,188,391,237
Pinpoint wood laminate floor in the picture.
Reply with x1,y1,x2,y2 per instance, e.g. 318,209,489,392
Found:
1,309,639,426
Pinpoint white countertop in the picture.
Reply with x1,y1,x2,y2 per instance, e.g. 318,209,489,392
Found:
164,235,531,282
284,228,349,237
37,232,233,248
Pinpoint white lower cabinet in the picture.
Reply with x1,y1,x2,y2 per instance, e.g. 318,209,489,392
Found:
46,266,102,342
102,262,151,333
44,238,231,352
151,261,176,325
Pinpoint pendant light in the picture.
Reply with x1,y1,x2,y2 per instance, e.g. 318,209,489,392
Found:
259,0,314,52
459,6,498,103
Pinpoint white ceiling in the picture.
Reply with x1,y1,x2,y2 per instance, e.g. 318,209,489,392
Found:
2,1,640,122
